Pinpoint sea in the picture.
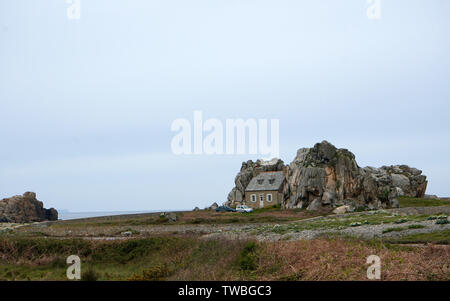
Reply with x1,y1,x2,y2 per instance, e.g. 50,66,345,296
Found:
58,210,164,220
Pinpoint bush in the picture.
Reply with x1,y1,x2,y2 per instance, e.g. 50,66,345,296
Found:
408,224,425,229
238,242,259,271
394,218,409,224
190,218,205,224
128,264,171,281
82,268,99,281
355,206,368,212
435,219,449,225
427,215,447,221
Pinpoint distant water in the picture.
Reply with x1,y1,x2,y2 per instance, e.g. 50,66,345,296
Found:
58,210,161,220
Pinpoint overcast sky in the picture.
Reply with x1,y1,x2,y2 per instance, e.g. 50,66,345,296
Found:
1,0,449,211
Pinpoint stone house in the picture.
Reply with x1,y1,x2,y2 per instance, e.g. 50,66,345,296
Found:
244,171,285,208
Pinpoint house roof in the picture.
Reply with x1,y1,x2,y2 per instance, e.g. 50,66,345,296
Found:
245,171,285,192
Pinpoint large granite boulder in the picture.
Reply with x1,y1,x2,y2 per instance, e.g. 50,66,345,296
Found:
226,158,285,207
0,192,58,223
226,141,428,210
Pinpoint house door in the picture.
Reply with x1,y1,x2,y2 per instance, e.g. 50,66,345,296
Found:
259,194,264,208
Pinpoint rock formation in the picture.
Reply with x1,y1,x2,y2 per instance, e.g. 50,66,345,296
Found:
160,212,177,222
208,202,219,210
226,141,428,210
0,192,58,223
227,158,285,207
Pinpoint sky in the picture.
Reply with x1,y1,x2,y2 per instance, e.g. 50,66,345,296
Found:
0,0,449,212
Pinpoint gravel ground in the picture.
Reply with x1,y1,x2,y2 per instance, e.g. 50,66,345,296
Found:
201,208,450,242
201,220,450,242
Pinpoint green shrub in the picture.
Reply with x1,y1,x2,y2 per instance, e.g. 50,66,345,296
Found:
427,215,447,221
394,218,408,224
408,224,425,229
82,268,100,281
350,222,362,227
382,227,405,234
238,242,259,271
435,219,449,225
191,218,205,224
50,257,67,269
128,264,171,281
155,217,169,224
355,206,367,212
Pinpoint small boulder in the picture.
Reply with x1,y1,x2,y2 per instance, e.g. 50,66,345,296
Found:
167,212,177,222
160,212,177,222
333,205,351,215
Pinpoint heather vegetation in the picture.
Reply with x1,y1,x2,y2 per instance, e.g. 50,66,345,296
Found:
0,196,448,281
0,235,448,281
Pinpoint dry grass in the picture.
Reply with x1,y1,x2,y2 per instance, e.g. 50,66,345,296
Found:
257,239,450,281
12,209,328,238
173,209,324,224
0,235,449,280
168,239,249,281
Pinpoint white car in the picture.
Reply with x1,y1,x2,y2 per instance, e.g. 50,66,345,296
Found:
236,205,254,213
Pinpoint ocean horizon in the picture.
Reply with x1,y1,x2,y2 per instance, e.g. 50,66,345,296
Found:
57,210,186,220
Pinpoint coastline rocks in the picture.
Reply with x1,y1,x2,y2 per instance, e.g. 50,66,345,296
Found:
424,194,439,200
226,141,428,211
160,212,177,222
0,192,58,223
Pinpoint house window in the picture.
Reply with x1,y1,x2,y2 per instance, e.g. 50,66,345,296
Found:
251,194,256,202
257,179,264,185
259,194,264,201
267,194,273,202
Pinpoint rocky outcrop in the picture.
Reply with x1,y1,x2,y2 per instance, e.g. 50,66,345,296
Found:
226,141,428,211
226,158,285,207
424,194,439,200
160,212,177,222
0,192,58,223
209,202,219,210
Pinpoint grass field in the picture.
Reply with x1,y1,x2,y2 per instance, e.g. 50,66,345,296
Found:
398,196,450,207
0,235,448,281
1,198,449,281
383,230,450,245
